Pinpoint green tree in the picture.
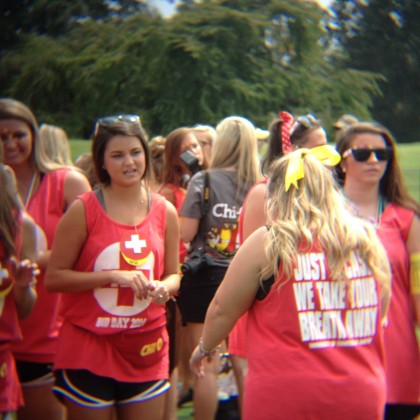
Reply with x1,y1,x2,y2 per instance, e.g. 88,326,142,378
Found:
1,0,385,139
330,0,420,142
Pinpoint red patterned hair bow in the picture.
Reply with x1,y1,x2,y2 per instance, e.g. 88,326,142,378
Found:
279,111,294,154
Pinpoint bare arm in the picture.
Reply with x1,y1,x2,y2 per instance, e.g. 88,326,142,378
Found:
12,258,39,319
241,183,268,242
21,212,38,261
13,212,39,318
181,217,200,244
63,168,92,209
149,201,180,302
407,215,420,325
190,227,271,376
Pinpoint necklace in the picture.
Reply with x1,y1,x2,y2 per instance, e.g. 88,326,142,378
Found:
349,195,383,227
24,172,38,209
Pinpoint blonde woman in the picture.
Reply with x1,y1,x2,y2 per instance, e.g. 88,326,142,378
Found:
190,148,391,420
39,123,73,166
178,116,260,420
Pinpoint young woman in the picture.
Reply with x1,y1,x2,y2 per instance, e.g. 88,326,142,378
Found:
0,98,92,420
178,115,260,420
191,148,391,419
159,127,206,262
158,127,207,418
335,122,420,420
45,114,180,419
229,111,328,411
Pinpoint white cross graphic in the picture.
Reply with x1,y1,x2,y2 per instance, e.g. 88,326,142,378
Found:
124,234,146,254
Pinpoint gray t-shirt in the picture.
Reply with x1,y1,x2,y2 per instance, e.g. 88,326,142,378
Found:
181,169,253,268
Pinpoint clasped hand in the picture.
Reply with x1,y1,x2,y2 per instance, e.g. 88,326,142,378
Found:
10,257,40,289
113,271,170,304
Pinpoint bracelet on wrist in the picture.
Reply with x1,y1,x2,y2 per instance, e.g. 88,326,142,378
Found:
198,338,221,356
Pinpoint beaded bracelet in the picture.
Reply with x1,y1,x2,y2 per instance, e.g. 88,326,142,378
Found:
198,338,221,356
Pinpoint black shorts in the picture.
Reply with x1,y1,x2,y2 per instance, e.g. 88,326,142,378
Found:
166,299,180,373
15,360,55,386
177,265,227,324
53,369,169,408
385,403,420,420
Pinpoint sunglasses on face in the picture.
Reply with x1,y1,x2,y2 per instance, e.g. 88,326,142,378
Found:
342,147,393,162
94,114,141,134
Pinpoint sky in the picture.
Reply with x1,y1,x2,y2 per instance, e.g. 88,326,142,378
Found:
151,0,334,17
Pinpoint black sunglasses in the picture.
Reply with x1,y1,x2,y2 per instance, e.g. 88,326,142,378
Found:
94,114,141,134
342,147,393,162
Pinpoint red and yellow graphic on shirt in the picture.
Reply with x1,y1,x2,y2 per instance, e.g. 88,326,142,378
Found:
120,232,152,267
207,223,238,257
93,238,155,318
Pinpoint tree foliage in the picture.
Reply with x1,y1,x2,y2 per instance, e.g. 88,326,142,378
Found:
0,0,392,141
329,0,420,142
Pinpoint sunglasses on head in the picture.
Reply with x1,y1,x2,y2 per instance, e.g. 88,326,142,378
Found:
296,114,319,128
342,147,393,162
94,114,141,134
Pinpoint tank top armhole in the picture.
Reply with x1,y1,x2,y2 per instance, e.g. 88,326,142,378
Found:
255,224,278,300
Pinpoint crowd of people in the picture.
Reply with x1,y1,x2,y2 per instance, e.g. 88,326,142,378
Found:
0,97,418,420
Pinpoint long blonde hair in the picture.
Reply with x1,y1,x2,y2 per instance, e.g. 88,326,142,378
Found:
39,123,73,166
211,116,260,193
264,152,390,296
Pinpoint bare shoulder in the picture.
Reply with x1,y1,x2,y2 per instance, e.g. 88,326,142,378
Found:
407,214,420,253
164,199,178,220
64,168,92,206
159,185,176,206
249,182,268,199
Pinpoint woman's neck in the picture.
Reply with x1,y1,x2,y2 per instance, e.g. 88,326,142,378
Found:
11,162,36,181
344,181,380,206
12,164,39,207
344,179,382,223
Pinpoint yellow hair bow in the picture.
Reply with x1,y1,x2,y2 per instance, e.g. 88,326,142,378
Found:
285,144,341,191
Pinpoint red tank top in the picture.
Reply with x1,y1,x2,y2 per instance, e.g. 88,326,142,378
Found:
13,169,69,362
376,203,420,403
244,245,386,419
55,191,169,381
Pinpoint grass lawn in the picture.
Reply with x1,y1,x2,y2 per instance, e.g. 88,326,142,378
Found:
70,139,420,200
70,139,92,163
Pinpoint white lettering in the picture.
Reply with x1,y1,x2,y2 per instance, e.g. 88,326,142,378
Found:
212,203,238,219
293,282,315,310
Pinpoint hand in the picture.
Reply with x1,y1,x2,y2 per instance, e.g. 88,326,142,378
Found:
189,346,207,378
148,281,171,305
112,270,151,299
10,258,39,289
